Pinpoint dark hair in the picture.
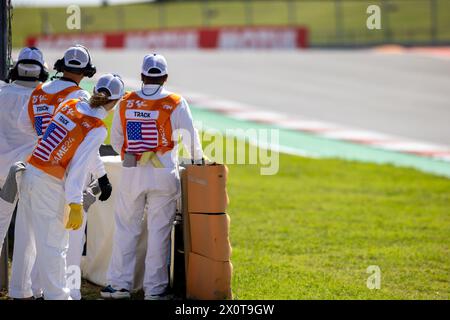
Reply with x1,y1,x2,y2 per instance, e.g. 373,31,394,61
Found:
89,88,112,108
53,45,97,78
141,73,168,85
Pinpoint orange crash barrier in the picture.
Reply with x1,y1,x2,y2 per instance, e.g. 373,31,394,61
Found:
180,163,233,300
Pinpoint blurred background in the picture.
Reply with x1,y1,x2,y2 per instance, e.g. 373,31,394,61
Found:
4,0,450,157
10,0,450,48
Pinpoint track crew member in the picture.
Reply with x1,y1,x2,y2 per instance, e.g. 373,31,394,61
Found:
0,47,48,254
17,45,96,140
9,45,111,299
0,48,49,299
102,54,203,300
13,74,124,300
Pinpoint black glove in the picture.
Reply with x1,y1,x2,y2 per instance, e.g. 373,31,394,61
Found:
98,174,112,202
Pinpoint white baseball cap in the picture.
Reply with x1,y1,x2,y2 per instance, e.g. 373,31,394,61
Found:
94,73,125,100
17,47,45,66
64,45,91,69
141,53,168,77
17,64,42,78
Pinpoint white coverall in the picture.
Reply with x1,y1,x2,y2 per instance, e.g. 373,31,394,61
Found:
9,80,103,299
0,80,43,299
107,84,203,296
66,162,105,300
14,100,108,300
0,80,40,252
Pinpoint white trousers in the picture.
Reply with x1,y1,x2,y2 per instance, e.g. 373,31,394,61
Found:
107,166,179,296
66,212,87,300
1,175,42,299
10,166,71,300
9,202,42,299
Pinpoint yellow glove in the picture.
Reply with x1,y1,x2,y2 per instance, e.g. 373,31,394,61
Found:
202,154,212,164
65,203,83,230
139,151,164,168
139,151,153,165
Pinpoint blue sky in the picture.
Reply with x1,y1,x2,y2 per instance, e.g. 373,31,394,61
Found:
13,0,151,6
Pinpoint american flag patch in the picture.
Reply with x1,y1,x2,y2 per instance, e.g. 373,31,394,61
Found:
33,104,55,137
34,114,52,137
126,120,158,153
33,122,68,161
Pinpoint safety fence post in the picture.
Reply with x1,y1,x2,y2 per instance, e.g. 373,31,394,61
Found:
0,0,10,291
244,0,253,26
335,0,344,43
0,243,7,291
287,0,297,26
382,0,392,43
430,0,438,45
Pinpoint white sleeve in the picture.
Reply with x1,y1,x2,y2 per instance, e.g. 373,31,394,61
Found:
65,89,91,101
171,98,203,160
17,100,39,141
65,127,107,204
110,105,124,155
89,152,107,179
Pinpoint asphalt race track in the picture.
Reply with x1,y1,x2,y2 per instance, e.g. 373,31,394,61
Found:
34,49,450,146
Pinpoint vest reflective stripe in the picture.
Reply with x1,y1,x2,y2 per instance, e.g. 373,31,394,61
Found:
119,91,181,160
28,99,105,180
27,83,81,137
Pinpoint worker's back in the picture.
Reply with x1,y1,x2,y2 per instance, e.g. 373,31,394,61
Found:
0,80,38,180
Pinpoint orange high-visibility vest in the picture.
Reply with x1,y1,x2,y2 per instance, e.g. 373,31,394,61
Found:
119,91,181,160
28,99,105,180
27,83,81,137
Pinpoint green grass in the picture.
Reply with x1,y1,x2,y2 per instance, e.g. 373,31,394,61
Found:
226,151,449,299
105,130,450,300
11,0,450,48
195,132,449,300
1,133,449,300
